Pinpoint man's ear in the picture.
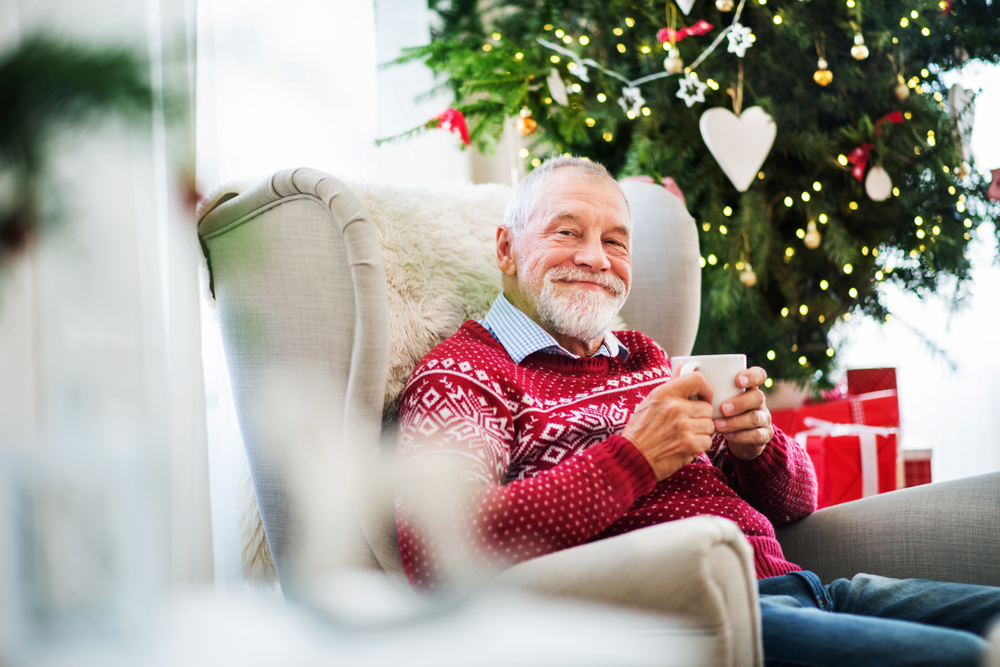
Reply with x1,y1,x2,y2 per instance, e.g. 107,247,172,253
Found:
497,226,517,277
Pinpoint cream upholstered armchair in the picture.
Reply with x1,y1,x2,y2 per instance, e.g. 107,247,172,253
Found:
198,168,1000,667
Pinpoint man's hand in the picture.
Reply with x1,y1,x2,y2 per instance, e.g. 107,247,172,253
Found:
712,366,773,461
621,372,716,481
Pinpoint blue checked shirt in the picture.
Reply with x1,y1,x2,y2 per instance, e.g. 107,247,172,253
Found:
479,292,629,364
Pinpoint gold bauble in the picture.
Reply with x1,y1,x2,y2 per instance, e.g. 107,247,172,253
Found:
516,116,538,136
851,35,869,60
716,0,735,10
664,49,684,74
957,163,970,179
894,75,910,101
813,58,832,86
740,265,758,287
804,220,822,249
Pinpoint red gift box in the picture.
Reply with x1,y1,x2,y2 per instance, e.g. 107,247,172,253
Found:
903,449,932,488
847,367,897,395
794,419,900,508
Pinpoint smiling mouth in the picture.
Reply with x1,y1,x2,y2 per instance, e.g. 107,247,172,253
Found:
558,279,608,290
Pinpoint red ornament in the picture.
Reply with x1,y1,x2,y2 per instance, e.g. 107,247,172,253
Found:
847,143,873,181
874,110,904,135
430,108,471,146
656,21,714,45
989,168,1000,201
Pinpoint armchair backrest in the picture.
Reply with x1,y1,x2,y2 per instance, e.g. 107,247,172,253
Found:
198,168,700,588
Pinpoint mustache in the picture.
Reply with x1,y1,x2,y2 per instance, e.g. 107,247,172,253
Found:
546,266,628,298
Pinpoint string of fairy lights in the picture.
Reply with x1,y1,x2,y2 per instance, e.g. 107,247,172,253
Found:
469,0,986,375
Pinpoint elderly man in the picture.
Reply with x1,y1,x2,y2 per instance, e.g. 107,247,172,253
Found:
395,156,1000,666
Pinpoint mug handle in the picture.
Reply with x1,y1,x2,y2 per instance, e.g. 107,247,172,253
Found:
678,361,700,377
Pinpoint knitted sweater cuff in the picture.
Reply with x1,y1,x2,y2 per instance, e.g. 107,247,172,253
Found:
589,434,658,501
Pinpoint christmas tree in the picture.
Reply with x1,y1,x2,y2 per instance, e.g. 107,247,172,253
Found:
386,0,1000,388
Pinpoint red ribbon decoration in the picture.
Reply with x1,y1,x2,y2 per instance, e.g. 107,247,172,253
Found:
657,21,714,45
845,111,905,180
847,143,874,181
430,108,471,146
874,110,904,135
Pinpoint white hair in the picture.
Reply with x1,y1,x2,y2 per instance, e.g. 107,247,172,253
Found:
502,156,629,240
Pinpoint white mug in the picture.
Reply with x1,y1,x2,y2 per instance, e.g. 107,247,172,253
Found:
669,354,747,420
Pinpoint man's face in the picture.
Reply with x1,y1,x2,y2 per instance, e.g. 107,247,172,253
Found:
508,168,632,343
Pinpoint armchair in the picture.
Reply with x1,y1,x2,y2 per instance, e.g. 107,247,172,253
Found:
198,168,1000,667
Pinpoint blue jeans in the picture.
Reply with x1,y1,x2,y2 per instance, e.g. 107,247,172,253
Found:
759,571,1000,667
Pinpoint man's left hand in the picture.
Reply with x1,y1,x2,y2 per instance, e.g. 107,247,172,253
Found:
713,366,773,460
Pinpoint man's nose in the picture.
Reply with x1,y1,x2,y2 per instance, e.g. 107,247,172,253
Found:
573,235,611,272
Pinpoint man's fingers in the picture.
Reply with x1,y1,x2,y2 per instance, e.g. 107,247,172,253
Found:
723,426,773,447
714,409,768,433
661,370,715,406
736,366,768,389
719,389,766,419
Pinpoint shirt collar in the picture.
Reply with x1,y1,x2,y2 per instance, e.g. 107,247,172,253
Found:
479,292,629,364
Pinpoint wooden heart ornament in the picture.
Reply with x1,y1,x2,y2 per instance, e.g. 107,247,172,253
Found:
699,106,777,192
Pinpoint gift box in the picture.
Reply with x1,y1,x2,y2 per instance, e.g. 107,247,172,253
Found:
847,367,897,395
794,419,900,508
903,448,933,488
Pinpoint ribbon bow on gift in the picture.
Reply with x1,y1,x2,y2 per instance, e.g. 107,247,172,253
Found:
795,417,898,499
846,112,905,181
657,20,714,45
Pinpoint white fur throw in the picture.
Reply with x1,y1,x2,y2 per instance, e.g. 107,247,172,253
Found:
203,176,627,585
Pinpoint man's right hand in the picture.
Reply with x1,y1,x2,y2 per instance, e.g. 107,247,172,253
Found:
621,372,716,481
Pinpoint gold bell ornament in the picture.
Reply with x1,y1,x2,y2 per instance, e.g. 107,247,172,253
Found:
739,263,758,287
664,48,684,74
804,220,822,249
851,33,869,61
813,58,833,86
894,74,910,100
716,0,735,11
516,108,538,136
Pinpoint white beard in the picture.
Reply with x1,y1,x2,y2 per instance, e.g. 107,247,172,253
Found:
533,266,628,344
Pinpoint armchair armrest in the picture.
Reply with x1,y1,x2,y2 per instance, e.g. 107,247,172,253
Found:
775,471,1000,586
496,516,762,667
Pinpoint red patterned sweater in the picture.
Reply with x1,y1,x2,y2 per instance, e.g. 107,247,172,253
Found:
396,321,817,590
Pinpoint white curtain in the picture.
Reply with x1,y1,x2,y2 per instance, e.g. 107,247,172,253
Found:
0,0,209,651
195,0,472,593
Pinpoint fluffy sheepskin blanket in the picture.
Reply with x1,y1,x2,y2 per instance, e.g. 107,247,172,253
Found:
200,175,626,585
